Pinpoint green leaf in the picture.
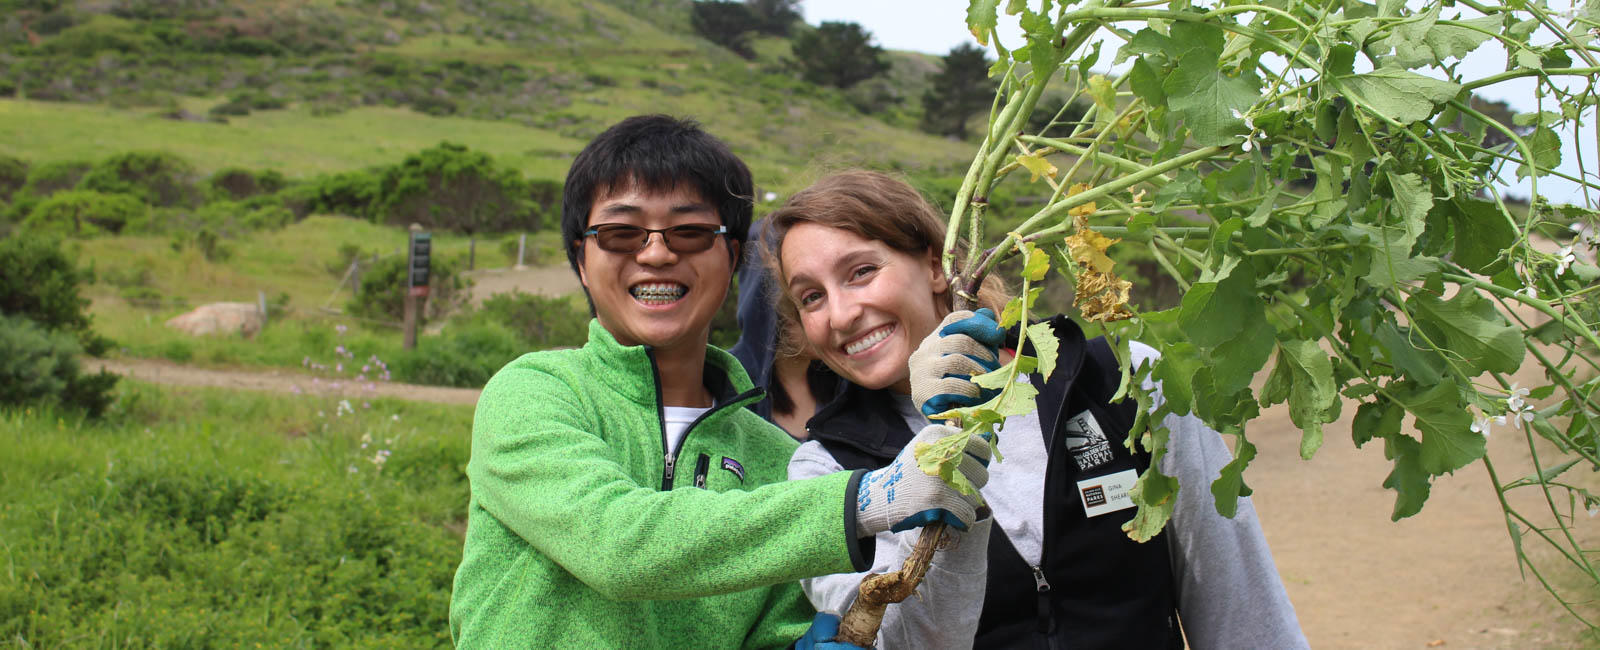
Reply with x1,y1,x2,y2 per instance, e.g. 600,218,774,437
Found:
1353,398,1404,447
1125,426,1178,542
990,379,1041,418
1444,198,1515,274
1373,323,1446,385
1337,68,1461,124
1382,433,1433,520
915,430,982,496
1382,8,1498,68
1178,265,1276,395
1162,40,1261,147
966,0,999,45
1516,125,1563,179
1274,339,1337,459
1128,57,1166,106
1023,245,1051,281
1026,321,1059,380
1152,342,1203,415
1396,382,1483,475
999,295,1024,328
1210,437,1257,518
1408,290,1525,375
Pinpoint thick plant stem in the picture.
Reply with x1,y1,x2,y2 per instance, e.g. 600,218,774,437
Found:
834,523,951,646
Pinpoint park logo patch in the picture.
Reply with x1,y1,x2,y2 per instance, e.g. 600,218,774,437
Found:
721,457,745,482
1062,409,1113,471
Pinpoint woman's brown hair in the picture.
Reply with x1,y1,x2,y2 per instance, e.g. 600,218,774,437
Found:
761,170,1008,358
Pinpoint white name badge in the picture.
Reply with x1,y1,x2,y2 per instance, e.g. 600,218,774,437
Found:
1077,468,1139,518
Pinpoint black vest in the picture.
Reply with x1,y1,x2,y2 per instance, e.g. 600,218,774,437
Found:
805,316,1184,649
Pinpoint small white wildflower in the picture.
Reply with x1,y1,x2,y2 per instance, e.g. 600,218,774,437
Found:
1588,503,1598,518
1515,284,1538,300
1470,414,1494,437
336,324,348,335
763,191,778,202
1506,383,1531,412
1510,406,1535,429
1555,246,1575,276
347,465,358,474
391,414,400,422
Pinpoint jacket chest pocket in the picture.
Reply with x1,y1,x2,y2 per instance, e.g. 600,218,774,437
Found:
690,452,749,491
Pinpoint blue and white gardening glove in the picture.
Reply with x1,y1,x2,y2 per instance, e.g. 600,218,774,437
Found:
909,308,1007,418
854,424,991,536
794,613,867,650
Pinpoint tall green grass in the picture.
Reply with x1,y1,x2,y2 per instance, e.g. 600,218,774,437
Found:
0,380,473,647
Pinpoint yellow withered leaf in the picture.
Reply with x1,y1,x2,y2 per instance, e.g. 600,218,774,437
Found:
1063,215,1134,323
1017,151,1058,183
1065,183,1096,217
1064,216,1118,274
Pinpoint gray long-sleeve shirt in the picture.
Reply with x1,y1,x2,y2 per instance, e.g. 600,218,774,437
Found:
789,342,1308,649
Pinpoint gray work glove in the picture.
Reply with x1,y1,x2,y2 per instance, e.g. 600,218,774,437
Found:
854,424,991,537
908,308,1006,418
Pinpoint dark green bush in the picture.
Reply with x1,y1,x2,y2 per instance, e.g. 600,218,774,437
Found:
306,169,383,218
346,254,467,325
0,236,111,355
208,167,287,200
5,159,92,222
0,314,118,417
391,322,522,388
0,153,26,204
470,291,588,351
77,150,202,208
22,190,146,236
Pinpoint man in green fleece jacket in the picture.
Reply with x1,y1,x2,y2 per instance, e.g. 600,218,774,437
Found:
449,115,993,648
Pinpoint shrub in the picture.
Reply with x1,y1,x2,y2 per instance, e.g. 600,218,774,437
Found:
5,159,92,222
390,322,523,388
305,169,383,218
22,190,146,236
208,167,287,200
78,151,202,208
469,291,588,351
0,236,112,355
346,254,468,325
0,153,26,204
0,314,118,417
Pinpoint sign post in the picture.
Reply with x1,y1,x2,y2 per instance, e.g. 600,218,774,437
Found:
404,225,430,350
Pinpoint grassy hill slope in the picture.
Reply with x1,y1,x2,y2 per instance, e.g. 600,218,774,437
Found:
0,0,975,190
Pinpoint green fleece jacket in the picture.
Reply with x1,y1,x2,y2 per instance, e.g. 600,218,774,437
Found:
450,320,867,648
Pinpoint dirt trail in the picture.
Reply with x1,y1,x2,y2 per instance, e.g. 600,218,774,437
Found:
88,358,480,406
88,351,1596,648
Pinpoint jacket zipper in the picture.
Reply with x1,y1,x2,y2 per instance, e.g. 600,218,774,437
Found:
649,344,765,491
693,453,711,488
1032,564,1053,634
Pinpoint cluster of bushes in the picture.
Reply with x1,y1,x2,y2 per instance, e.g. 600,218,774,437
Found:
0,146,558,260
1,385,467,646
0,151,294,241
0,236,119,417
0,47,577,121
388,292,588,388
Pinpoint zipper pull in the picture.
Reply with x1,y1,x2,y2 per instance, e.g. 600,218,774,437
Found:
663,452,676,483
1030,565,1052,593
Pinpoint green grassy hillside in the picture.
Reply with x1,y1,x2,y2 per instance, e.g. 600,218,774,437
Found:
0,0,974,189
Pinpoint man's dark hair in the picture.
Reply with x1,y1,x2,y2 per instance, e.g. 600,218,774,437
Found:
561,115,753,275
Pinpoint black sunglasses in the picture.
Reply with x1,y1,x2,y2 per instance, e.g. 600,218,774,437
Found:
581,224,728,255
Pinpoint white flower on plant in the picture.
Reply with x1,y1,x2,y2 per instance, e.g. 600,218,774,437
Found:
347,465,359,474
1555,246,1576,276
336,399,354,417
336,324,348,335
1231,108,1259,153
1509,406,1535,429
1506,383,1531,412
1515,284,1538,300
391,414,400,422
1589,502,1598,518
1470,413,1495,437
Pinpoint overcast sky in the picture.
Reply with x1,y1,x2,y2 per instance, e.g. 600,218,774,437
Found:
801,1,1596,206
